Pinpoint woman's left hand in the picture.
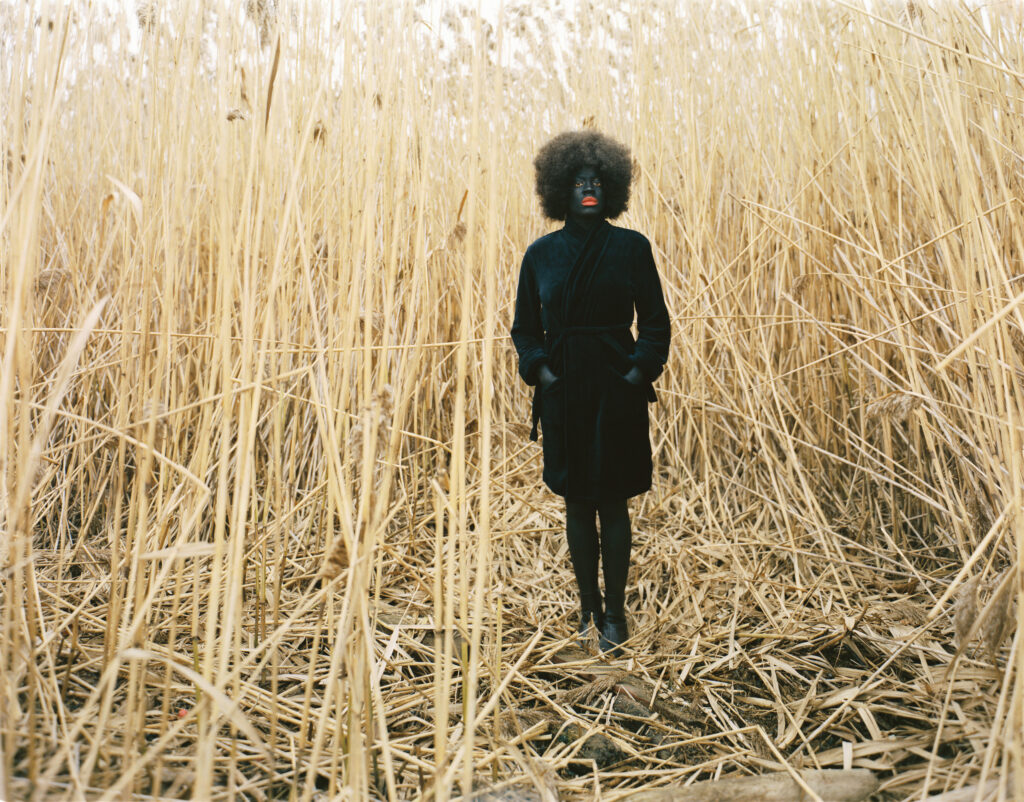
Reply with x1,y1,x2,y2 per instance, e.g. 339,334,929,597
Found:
624,366,645,386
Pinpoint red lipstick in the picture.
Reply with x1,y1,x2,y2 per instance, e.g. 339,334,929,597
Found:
582,197,598,206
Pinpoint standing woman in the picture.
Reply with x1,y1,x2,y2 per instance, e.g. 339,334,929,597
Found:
511,130,671,656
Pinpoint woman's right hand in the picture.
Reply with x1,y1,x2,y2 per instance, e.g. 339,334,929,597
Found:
538,364,558,389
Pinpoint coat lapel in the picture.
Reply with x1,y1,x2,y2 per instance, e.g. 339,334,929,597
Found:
556,220,613,499
561,220,612,326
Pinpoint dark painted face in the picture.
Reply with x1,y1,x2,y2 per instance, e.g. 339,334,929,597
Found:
569,165,604,221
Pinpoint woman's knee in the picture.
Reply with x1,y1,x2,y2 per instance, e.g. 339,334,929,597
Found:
596,498,628,525
566,500,598,521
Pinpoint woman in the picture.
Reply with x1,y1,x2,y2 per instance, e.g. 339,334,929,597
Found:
511,130,671,656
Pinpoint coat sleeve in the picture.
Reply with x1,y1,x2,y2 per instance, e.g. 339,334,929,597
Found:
510,250,547,386
628,239,671,382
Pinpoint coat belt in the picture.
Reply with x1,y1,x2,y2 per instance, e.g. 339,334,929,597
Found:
529,322,632,441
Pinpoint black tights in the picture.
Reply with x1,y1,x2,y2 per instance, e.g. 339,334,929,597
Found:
565,498,632,619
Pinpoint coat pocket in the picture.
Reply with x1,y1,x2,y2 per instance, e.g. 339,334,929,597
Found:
604,367,646,419
599,367,652,490
539,376,566,437
539,377,569,492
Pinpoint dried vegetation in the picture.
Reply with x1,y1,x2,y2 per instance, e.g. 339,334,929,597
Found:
1,1,1022,800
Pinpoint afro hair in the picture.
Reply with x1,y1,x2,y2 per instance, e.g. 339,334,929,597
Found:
533,130,633,221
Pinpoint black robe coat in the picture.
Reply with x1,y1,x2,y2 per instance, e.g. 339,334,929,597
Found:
511,218,671,502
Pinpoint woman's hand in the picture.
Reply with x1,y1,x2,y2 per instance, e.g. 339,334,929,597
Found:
624,366,645,386
538,364,558,388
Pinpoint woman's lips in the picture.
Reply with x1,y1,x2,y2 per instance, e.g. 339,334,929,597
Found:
581,197,598,206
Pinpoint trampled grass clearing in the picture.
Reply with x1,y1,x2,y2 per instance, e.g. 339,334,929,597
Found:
1,1,1021,799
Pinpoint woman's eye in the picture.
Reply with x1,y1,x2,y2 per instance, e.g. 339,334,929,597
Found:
575,181,583,187
593,179,601,186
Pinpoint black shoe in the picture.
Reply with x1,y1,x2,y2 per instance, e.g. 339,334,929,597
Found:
576,609,603,646
599,614,629,657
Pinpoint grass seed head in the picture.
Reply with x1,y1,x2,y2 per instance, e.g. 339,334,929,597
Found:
319,534,349,582
790,274,812,301
137,3,157,31
33,267,68,295
448,221,467,246
953,575,980,646
981,571,1015,662
866,392,923,422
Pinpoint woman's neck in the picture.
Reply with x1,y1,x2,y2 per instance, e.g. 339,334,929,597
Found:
566,213,604,234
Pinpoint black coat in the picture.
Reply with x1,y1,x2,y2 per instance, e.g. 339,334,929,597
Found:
511,218,671,502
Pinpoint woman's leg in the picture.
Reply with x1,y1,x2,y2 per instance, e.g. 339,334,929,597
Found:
597,498,631,652
565,500,602,628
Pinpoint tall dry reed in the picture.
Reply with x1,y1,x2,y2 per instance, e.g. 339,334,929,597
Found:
1,1,1022,799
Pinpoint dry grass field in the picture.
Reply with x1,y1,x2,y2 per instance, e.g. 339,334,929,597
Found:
1,0,1022,799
